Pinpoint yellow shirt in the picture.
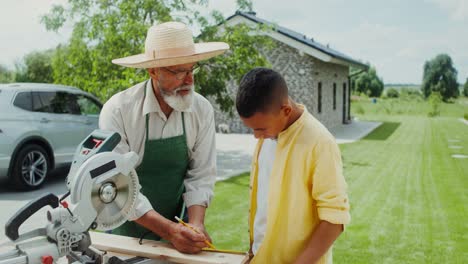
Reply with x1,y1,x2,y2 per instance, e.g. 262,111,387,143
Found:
249,107,350,264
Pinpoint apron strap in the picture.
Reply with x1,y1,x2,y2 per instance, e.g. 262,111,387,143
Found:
181,112,186,135
145,113,149,142
144,81,150,143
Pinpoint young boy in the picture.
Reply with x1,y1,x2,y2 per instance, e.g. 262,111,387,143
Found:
236,68,350,264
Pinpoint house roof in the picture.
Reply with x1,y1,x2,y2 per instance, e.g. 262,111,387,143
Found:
225,11,369,70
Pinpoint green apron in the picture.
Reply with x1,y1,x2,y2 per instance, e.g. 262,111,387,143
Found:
113,85,189,240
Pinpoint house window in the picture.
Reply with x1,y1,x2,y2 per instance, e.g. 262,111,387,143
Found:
318,82,322,114
333,83,337,110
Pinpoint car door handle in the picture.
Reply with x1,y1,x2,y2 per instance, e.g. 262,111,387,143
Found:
40,118,50,123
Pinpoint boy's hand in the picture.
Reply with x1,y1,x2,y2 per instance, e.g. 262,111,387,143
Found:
293,221,343,264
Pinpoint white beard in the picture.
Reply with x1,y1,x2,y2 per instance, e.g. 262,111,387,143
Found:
160,84,194,111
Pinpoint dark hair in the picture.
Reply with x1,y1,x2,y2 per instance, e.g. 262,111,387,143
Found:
236,68,288,118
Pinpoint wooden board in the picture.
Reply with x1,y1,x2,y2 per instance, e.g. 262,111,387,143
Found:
90,232,248,264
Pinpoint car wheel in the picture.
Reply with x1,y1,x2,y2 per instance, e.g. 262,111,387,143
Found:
10,144,50,190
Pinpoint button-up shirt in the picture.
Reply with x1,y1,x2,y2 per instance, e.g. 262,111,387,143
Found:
249,106,350,264
99,80,217,220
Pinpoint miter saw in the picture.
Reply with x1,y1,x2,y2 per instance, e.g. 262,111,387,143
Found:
0,130,140,264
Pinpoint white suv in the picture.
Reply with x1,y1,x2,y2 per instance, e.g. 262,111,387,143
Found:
0,83,102,190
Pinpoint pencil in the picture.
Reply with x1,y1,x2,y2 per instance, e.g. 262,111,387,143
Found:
174,216,216,249
202,247,246,255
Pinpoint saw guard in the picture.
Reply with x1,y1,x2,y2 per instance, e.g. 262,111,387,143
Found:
93,169,139,230
68,151,139,231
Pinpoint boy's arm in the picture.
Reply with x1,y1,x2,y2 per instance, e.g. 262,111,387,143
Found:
293,220,343,264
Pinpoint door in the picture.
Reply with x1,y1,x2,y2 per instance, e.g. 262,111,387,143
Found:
32,91,85,164
75,94,102,137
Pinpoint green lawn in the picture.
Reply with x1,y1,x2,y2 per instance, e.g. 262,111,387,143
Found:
205,98,468,263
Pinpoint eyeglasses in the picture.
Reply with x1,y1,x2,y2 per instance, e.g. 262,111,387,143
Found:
163,64,201,80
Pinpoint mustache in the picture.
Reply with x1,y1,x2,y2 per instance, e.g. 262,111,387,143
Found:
161,85,193,96
174,85,193,93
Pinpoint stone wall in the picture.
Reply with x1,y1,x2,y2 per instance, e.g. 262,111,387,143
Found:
211,40,351,134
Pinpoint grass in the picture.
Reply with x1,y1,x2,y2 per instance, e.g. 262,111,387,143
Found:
205,173,250,251
205,98,468,262
352,96,467,118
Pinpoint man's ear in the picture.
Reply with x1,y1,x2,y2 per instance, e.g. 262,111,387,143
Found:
148,68,158,80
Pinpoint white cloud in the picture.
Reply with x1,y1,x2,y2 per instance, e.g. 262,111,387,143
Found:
427,0,468,20
317,21,468,83
0,0,70,68
1,0,466,83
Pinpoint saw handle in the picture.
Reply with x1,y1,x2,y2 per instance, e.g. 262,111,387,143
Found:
82,130,121,153
5,193,59,241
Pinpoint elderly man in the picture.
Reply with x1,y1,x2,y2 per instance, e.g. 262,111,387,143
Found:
99,21,229,254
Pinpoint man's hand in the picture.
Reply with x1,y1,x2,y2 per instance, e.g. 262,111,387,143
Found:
167,222,208,253
190,222,212,243
135,206,213,254
135,210,208,254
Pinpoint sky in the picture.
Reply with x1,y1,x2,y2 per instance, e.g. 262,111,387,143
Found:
1,0,467,84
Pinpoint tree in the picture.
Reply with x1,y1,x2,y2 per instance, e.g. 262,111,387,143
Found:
386,88,399,98
15,50,54,83
42,0,271,112
0,64,15,83
421,54,459,101
353,67,384,97
463,77,468,97
236,0,253,12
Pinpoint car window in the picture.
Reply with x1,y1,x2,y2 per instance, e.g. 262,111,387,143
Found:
13,92,33,111
32,91,80,115
76,95,102,115
32,92,51,112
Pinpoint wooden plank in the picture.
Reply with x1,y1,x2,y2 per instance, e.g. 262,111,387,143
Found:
90,232,248,264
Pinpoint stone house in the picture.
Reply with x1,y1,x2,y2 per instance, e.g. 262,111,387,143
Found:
212,11,369,133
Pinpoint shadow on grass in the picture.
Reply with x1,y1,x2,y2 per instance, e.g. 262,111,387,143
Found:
350,161,370,167
363,122,401,141
218,172,249,187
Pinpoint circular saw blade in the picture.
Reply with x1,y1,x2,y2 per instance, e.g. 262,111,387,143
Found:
91,169,139,230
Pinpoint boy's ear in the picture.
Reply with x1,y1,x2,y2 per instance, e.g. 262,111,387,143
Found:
281,103,292,116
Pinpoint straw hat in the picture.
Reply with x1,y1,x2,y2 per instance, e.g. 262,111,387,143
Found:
112,21,229,68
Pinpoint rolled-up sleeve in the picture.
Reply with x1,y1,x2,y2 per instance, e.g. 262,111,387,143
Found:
311,138,350,225
127,192,153,221
99,100,153,221
183,105,217,208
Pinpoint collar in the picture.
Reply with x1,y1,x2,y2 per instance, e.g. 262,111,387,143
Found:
142,79,193,116
277,104,307,140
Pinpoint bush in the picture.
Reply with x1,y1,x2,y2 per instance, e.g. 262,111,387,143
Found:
428,92,442,117
386,88,399,98
355,104,365,115
401,87,421,95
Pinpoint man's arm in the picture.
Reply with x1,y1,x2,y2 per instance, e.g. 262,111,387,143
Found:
98,98,131,154
183,103,217,217
187,204,212,242
293,221,343,264
135,209,208,253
